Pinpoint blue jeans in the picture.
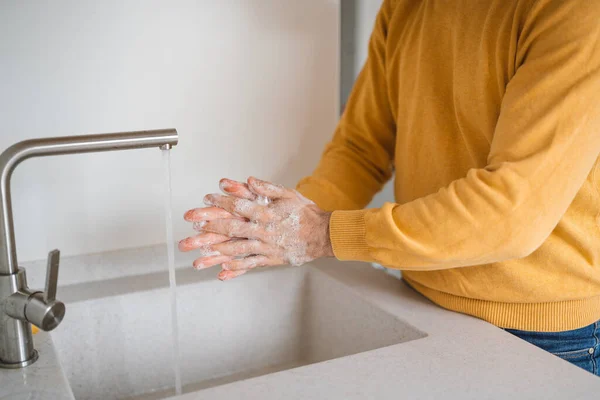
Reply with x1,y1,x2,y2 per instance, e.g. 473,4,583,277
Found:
506,320,600,376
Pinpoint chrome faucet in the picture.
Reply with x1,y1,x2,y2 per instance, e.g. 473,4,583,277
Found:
0,129,178,368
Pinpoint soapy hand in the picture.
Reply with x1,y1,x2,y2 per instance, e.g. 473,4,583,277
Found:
179,177,333,281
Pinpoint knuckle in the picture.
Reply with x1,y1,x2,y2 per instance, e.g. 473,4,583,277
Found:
248,239,261,251
234,242,248,253
257,209,270,223
235,199,252,215
264,209,281,223
264,222,277,232
230,261,244,271
248,221,261,234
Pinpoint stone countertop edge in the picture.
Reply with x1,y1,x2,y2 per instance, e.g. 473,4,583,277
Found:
0,331,74,400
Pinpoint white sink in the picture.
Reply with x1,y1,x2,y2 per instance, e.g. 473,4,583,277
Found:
51,265,426,399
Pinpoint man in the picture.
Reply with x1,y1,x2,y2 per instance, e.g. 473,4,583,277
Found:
179,0,600,375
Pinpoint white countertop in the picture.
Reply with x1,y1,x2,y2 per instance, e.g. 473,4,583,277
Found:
173,261,600,400
0,331,74,400
0,245,187,400
2,246,599,399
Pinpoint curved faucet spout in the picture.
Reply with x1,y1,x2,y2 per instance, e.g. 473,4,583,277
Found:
0,129,178,276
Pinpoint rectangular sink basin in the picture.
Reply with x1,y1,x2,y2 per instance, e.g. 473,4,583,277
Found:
51,265,426,399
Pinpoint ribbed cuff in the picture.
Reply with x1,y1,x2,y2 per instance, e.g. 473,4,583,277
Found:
330,210,371,261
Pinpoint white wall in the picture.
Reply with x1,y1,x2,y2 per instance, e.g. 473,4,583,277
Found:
0,0,339,262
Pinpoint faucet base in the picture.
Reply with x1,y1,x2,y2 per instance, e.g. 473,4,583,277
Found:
0,349,38,368
0,269,37,368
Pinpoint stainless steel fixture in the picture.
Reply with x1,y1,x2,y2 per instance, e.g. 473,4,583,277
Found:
0,129,178,368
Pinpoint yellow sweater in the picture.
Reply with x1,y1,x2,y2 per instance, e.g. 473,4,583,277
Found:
297,0,600,332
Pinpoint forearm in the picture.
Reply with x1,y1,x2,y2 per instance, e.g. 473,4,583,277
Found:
330,155,598,270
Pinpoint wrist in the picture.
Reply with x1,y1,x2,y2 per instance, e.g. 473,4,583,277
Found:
322,211,334,257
